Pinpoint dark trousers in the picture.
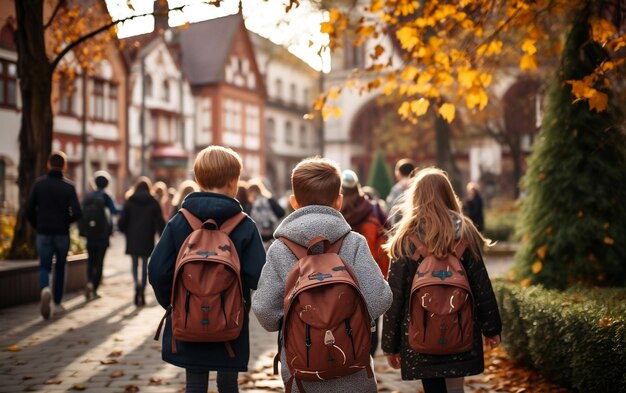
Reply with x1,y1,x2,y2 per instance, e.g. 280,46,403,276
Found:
422,377,448,393
36,234,70,305
131,255,148,290
86,243,107,293
185,369,239,393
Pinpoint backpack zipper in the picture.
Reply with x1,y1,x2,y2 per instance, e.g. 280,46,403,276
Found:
184,290,191,328
305,324,311,367
344,319,356,359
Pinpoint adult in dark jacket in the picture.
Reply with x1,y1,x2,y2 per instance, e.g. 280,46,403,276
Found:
118,177,165,306
81,170,120,300
382,167,501,393
26,151,82,319
463,182,484,232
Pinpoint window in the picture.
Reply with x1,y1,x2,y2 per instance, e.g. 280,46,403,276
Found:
266,118,276,143
245,105,260,149
0,59,17,108
58,74,75,115
299,125,307,148
223,99,241,147
275,79,283,101
290,83,296,105
303,88,310,105
108,83,117,122
285,121,293,145
145,74,153,97
92,79,105,120
162,79,170,102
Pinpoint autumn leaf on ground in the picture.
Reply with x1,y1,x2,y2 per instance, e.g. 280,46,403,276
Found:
111,370,125,378
44,378,63,385
100,358,119,365
4,345,20,352
149,377,163,385
124,385,140,393
70,383,87,391
108,350,123,357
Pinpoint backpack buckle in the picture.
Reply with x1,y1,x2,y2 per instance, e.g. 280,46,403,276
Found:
324,330,335,346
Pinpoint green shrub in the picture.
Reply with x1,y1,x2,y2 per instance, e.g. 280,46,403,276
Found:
494,281,626,392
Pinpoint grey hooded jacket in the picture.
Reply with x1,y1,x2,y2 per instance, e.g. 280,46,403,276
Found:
252,205,393,393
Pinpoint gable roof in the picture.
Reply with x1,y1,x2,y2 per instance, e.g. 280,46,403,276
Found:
177,13,242,85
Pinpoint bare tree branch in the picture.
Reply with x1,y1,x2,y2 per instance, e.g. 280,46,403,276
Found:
50,5,185,71
43,0,65,30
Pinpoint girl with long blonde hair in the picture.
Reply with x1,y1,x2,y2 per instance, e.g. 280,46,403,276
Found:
381,167,502,393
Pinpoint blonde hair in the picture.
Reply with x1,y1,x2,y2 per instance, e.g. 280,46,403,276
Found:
385,167,488,261
291,157,341,207
171,179,200,207
152,181,169,201
125,176,153,200
248,178,273,199
193,145,242,190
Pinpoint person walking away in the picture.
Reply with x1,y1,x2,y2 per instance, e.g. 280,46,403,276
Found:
235,180,252,214
340,170,390,357
118,177,165,306
252,157,393,393
362,185,389,229
149,145,266,393
26,151,82,319
247,179,284,243
153,181,173,223
170,179,200,219
386,158,416,226
381,167,502,393
463,182,484,232
79,170,120,300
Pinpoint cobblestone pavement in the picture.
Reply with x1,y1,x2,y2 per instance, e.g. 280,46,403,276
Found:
0,234,512,392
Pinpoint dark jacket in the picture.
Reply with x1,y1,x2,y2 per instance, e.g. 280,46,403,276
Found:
26,170,82,235
148,192,266,372
118,191,165,256
381,237,502,380
463,192,484,231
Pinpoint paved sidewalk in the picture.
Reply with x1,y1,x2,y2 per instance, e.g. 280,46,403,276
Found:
0,234,511,392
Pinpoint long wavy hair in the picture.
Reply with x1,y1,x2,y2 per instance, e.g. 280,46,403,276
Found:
385,167,489,261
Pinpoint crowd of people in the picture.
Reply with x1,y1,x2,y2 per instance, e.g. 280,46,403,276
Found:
25,147,497,393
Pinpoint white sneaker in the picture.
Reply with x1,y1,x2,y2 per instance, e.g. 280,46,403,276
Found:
52,303,66,317
40,287,52,320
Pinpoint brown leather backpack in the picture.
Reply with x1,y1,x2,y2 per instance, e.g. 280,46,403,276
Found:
277,236,374,393
155,209,246,357
407,235,474,355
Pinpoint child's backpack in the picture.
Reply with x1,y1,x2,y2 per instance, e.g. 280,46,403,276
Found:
407,235,474,355
276,236,374,393
250,196,278,239
355,213,390,279
78,192,107,238
154,209,246,357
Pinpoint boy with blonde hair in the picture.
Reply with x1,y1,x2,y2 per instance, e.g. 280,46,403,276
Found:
149,145,266,393
252,157,392,393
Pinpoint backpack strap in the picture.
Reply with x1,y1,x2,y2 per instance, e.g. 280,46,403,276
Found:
409,234,468,260
180,209,246,234
280,234,346,259
219,212,247,235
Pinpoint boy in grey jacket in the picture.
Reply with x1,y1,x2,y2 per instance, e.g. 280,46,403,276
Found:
252,157,393,393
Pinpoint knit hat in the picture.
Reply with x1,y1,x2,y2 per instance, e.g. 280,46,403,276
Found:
341,170,359,189
94,170,111,189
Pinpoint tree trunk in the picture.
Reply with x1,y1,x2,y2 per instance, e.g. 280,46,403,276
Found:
9,0,53,259
434,114,461,193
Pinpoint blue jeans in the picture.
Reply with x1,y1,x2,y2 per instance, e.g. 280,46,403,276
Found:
36,234,70,305
131,255,149,290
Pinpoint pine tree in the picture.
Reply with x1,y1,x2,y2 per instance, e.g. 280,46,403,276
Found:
515,4,626,289
367,151,394,200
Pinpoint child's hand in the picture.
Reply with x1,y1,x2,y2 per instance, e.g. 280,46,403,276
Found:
484,335,501,349
386,353,401,369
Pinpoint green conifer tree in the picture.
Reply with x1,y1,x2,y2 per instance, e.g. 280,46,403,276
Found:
367,151,394,200
515,4,626,289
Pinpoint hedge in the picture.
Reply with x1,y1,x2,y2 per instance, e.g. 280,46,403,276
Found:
494,281,626,392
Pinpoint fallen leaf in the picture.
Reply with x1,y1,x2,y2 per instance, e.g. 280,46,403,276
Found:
5,345,20,352
124,385,140,392
44,378,63,385
70,383,87,391
100,359,119,365
108,350,123,357
111,370,125,378
149,377,163,385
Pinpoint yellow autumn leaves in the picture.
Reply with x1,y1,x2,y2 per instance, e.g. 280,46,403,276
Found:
315,0,625,122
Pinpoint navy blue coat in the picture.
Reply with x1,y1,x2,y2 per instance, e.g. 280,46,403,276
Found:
148,192,266,372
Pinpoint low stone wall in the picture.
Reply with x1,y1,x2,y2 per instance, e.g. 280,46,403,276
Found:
0,253,87,308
